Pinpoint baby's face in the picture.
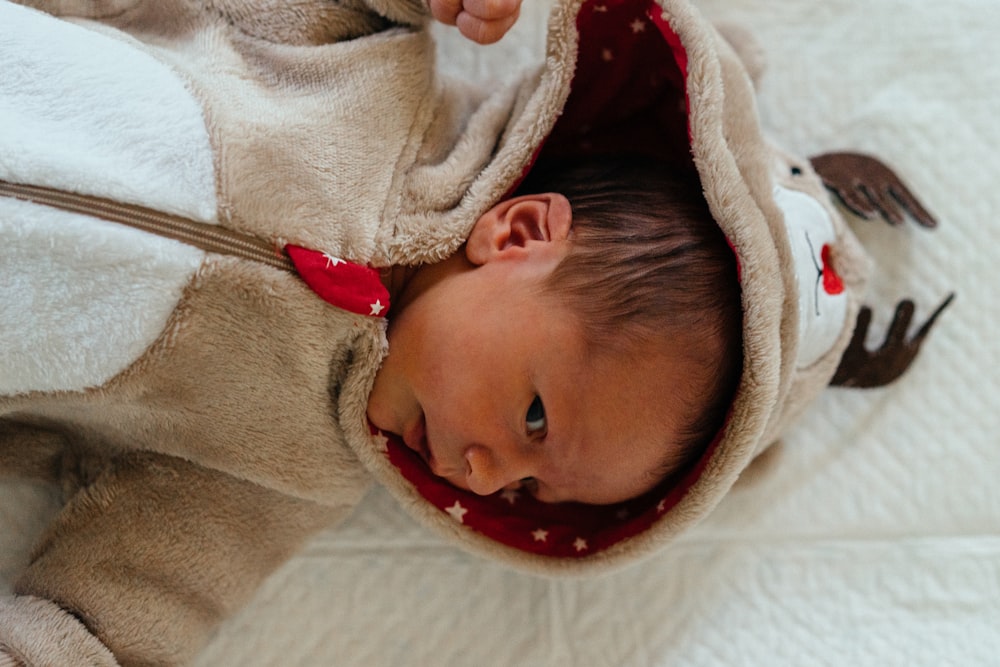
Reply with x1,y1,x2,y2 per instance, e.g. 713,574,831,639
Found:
367,196,693,505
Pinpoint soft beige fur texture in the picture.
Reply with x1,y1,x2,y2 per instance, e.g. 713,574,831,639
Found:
0,0,867,664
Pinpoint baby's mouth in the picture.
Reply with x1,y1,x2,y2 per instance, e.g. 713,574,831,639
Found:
403,413,431,465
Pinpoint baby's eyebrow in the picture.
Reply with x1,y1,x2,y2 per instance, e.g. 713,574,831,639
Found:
644,466,664,482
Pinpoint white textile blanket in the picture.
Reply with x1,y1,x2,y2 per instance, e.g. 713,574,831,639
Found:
2,1,999,665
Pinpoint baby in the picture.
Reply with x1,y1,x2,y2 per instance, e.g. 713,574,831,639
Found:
0,0,943,664
368,156,743,504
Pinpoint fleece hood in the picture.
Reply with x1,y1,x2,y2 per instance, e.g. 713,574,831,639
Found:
349,0,870,575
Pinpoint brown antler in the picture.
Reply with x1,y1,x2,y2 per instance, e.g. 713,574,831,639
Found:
831,294,955,388
810,152,937,228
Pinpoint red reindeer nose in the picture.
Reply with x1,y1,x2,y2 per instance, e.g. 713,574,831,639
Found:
821,244,845,295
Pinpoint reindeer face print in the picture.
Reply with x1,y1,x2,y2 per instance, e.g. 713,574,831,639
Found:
773,185,850,370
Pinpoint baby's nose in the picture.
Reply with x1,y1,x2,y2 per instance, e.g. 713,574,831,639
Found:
463,444,527,496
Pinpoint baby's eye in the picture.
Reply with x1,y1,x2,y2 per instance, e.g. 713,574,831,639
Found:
525,396,547,436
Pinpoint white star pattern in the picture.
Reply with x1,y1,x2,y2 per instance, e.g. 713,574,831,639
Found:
500,488,520,505
323,254,344,268
573,537,589,552
657,499,667,513
602,48,614,62
593,4,607,12
445,501,468,523
532,529,549,543
369,299,385,316
630,18,646,33
372,431,389,453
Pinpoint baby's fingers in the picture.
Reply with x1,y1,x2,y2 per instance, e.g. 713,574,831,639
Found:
430,0,522,44
429,0,463,25
461,0,522,21
455,9,520,44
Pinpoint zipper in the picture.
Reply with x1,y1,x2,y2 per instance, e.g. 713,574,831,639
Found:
0,179,296,273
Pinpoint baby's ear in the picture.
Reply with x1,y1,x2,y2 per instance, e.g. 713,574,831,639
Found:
465,193,572,265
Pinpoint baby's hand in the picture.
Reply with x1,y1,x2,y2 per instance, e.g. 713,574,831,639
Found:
429,0,523,44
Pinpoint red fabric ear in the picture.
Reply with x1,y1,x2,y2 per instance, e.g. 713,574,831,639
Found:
286,245,389,317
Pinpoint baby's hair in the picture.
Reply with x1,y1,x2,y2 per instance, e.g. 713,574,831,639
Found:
515,154,743,480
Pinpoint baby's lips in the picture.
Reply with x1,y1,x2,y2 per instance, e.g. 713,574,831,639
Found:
403,414,429,462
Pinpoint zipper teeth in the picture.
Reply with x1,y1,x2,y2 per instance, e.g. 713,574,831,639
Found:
0,180,296,272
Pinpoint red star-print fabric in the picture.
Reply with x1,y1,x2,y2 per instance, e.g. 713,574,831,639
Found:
380,0,728,558
286,244,389,317
541,0,691,164
383,427,722,558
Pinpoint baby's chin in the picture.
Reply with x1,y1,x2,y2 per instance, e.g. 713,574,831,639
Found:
364,396,396,438
365,363,417,441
